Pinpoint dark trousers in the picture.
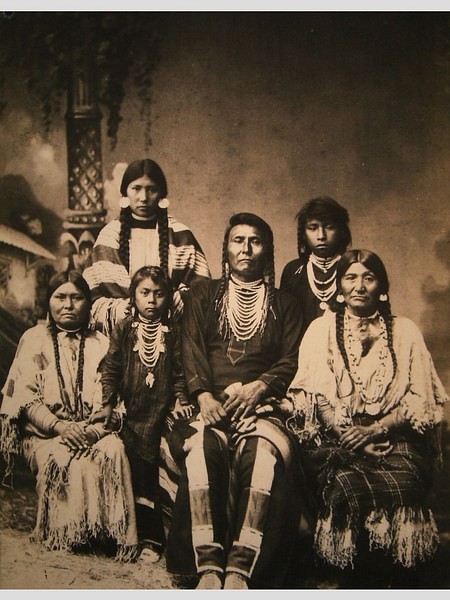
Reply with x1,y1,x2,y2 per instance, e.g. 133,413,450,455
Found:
125,445,165,550
166,422,303,588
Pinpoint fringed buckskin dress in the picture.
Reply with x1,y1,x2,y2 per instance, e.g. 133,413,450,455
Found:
0,323,138,561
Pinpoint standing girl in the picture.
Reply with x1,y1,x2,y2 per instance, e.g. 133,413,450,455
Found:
83,158,210,335
94,266,192,561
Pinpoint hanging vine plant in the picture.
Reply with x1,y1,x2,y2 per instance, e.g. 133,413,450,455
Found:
0,12,163,150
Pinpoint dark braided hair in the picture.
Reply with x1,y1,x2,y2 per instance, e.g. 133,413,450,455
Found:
129,265,173,326
296,196,351,260
118,206,133,272
334,249,398,378
46,270,91,420
156,206,170,276
118,159,170,275
216,212,276,308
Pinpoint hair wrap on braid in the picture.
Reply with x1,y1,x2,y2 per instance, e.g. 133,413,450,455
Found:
118,207,133,273
264,240,276,309
156,207,170,276
216,233,231,306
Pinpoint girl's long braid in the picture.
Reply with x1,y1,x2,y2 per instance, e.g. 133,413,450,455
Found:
157,207,170,276
48,320,87,421
118,207,132,273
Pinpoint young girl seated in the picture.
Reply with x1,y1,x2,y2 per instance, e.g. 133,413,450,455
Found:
92,266,193,562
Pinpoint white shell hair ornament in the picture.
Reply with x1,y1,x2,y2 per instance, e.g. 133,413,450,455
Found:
119,197,130,209
158,198,170,209
379,293,388,302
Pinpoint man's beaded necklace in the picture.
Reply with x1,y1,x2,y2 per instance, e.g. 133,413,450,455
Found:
224,275,268,341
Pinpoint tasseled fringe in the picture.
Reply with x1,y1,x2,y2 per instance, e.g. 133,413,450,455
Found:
365,509,391,549
0,415,22,487
32,522,139,562
390,506,439,568
314,512,356,569
115,544,139,563
35,449,137,562
315,506,440,569
94,448,129,542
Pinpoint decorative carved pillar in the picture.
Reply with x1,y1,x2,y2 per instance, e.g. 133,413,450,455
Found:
62,60,107,270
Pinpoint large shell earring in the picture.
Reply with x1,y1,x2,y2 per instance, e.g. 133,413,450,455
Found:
158,198,170,209
336,294,345,304
379,293,388,302
120,197,130,209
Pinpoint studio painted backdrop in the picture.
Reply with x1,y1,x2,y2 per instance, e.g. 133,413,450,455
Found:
1,12,449,406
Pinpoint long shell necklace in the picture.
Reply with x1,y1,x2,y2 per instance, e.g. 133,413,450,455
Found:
52,327,86,420
307,254,340,309
224,275,268,341
133,316,166,387
344,310,391,414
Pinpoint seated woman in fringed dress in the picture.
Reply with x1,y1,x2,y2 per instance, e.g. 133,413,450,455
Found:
286,249,448,587
0,270,138,561
165,212,306,589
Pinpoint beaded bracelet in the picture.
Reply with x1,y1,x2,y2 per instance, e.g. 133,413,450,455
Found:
86,426,102,441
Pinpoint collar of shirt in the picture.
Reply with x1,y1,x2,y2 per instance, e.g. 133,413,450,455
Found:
130,215,157,229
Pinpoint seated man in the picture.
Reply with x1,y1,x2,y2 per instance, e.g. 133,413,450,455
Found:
166,212,305,589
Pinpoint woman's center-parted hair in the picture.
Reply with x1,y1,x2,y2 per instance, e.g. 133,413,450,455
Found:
46,270,92,308
297,196,351,257
120,159,168,199
337,249,389,295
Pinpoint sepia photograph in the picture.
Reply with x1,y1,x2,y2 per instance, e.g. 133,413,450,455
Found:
0,5,449,592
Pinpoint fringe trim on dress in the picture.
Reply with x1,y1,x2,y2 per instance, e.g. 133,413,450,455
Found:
34,451,138,562
0,415,21,487
314,505,439,569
